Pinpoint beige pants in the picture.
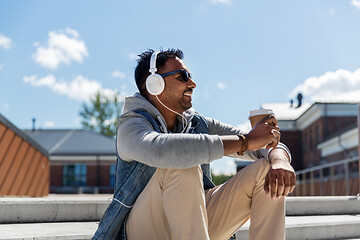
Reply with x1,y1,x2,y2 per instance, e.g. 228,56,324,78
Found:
126,159,285,240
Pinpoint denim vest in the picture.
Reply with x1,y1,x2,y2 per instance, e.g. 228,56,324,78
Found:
92,109,215,240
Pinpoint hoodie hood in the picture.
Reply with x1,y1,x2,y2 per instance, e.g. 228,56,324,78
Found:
122,92,196,132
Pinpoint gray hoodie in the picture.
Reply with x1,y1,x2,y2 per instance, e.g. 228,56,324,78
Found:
116,92,291,169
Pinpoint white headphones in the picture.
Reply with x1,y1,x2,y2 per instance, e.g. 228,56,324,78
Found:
146,51,165,95
145,50,190,132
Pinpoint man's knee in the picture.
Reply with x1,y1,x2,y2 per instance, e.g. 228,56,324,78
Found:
252,158,271,182
238,158,270,186
158,166,204,189
252,158,270,171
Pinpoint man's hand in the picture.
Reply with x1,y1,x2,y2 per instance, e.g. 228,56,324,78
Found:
246,116,281,151
264,149,296,199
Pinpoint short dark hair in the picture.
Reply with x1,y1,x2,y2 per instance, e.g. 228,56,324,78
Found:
134,48,184,96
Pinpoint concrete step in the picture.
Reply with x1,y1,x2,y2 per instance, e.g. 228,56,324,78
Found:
1,216,360,240
0,194,111,223
286,196,360,216
1,195,360,239
237,215,360,240
0,222,98,240
1,195,359,223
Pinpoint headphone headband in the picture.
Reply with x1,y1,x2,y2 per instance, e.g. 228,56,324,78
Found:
146,51,165,95
149,51,160,74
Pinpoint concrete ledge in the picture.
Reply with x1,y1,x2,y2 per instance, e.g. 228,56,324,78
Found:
286,196,360,216
0,222,98,240
1,195,360,223
1,194,360,240
236,215,360,240
1,216,360,240
0,195,111,223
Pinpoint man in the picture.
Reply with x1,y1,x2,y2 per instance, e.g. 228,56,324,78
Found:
93,49,295,240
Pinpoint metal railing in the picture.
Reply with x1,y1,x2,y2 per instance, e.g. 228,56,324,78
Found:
295,156,359,196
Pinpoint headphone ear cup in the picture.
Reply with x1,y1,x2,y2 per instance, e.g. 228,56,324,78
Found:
146,74,165,95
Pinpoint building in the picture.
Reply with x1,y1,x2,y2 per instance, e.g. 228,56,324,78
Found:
236,100,359,172
235,100,360,195
265,101,358,170
0,114,49,197
24,129,117,194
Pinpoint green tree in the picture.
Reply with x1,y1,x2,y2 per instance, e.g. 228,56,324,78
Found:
79,91,123,137
211,172,234,186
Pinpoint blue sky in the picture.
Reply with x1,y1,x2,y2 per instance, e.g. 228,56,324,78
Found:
1,0,360,174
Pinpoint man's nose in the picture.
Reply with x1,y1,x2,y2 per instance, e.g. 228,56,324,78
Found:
187,77,196,89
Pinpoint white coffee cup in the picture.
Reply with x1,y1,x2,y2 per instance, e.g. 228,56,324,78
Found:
248,109,274,127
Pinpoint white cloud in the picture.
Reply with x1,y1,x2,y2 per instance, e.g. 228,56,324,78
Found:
351,0,360,9
65,28,80,38
0,64,4,70
0,34,12,50
226,158,236,169
209,0,232,5
329,8,335,16
236,121,252,133
202,90,211,100
128,53,138,61
211,157,236,175
32,28,89,70
88,116,117,127
74,117,82,127
289,68,360,102
1,103,10,110
44,121,55,128
112,70,126,79
90,116,98,126
217,82,227,90
23,74,122,102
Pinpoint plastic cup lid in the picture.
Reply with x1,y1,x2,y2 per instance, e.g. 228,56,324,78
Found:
249,109,274,118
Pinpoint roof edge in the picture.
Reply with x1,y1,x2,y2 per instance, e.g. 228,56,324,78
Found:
0,114,49,157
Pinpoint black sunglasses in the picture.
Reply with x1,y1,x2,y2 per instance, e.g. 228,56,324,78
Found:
160,69,192,83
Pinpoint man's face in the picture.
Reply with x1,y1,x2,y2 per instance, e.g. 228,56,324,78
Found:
158,57,196,113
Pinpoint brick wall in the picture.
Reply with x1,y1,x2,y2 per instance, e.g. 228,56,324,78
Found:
279,113,357,174
50,165,62,186
324,116,357,138
323,146,359,163
50,163,114,193
87,165,97,186
290,116,357,168
87,164,111,187
280,130,303,171
293,178,359,196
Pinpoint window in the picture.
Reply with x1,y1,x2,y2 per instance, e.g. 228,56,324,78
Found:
109,164,116,186
63,165,87,186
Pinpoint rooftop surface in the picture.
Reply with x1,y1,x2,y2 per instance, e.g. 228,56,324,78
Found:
262,101,359,121
23,129,116,155
261,102,311,120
